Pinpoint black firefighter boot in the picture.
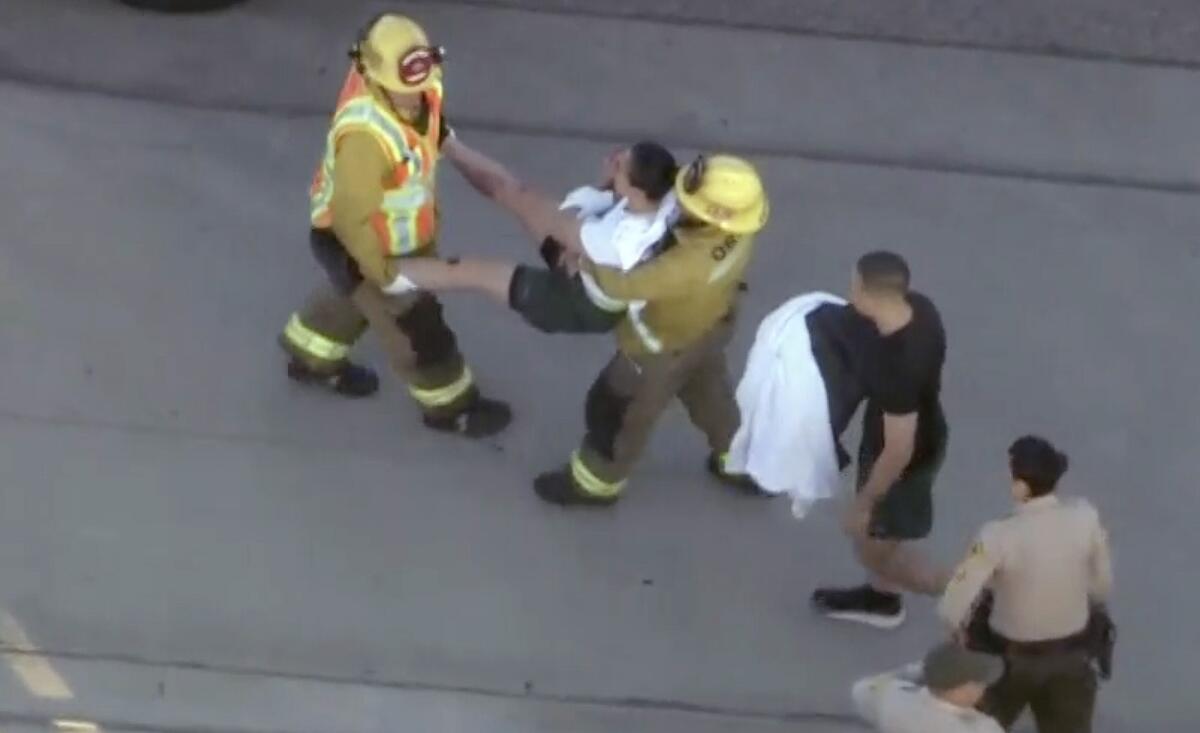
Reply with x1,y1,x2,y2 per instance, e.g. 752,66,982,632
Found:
533,466,620,507
287,358,380,398
706,453,772,497
422,390,513,439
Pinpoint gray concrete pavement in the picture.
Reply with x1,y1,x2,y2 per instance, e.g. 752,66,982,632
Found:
2,0,1198,191
477,0,1200,67
0,653,862,733
0,1,1197,732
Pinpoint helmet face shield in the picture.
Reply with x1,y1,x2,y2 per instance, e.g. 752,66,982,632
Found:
349,14,444,92
398,45,445,87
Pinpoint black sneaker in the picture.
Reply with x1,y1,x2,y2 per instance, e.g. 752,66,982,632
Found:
422,395,513,439
811,584,906,629
705,453,772,497
287,359,379,398
533,468,619,507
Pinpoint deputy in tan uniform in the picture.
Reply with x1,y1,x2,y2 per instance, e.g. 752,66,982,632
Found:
400,153,770,505
939,435,1114,733
852,641,1006,733
279,13,511,438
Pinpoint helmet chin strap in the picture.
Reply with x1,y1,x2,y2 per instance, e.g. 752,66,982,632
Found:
348,42,366,75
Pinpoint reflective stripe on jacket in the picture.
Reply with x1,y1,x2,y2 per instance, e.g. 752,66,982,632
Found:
309,66,444,256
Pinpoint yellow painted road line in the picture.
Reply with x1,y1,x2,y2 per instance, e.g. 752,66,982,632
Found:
54,720,102,732
0,610,74,700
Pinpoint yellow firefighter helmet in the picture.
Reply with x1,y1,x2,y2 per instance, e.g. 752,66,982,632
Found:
675,154,769,235
352,14,445,93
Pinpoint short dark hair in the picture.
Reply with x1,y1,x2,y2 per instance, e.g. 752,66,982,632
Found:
627,141,678,202
856,251,910,294
1008,435,1069,497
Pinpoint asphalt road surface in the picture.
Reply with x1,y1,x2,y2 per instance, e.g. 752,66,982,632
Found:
1,1,1197,731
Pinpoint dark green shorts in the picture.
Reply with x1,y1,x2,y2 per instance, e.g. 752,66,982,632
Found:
857,431,948,541
508,265,622,334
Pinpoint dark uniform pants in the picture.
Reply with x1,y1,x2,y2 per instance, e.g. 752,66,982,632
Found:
569,314,740,498
980,650,1097,733
280,229,476,417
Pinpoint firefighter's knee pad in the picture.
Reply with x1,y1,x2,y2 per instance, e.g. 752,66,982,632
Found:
583,372,631,461
395,294,457,368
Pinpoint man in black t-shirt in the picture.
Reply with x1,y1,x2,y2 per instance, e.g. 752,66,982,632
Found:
812,251,951,629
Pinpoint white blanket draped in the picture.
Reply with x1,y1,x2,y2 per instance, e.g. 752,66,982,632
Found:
727,292,848,519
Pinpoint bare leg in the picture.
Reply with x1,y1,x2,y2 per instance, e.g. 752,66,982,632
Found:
854,535,950,597
399,258,517,304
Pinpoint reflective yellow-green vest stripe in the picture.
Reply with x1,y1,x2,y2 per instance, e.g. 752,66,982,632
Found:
570,451,626,497
310,82,443,256
283,314,351,362
408,366,474,408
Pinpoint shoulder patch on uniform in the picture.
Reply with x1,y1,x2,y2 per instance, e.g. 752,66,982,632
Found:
710,235,740,262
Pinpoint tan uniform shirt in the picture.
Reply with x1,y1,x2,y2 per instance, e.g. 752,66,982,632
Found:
582,222,755,356
939,495,1113,642
852,665,1006,733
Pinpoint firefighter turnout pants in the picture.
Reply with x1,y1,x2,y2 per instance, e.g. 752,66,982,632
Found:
280,229,476,418
570,314,740,499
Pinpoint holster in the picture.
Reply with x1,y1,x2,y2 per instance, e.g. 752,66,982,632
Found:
964,591,1006,655
1086,604,1117,680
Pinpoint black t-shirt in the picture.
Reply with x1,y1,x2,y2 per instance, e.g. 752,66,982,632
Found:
859,291,947,471
806,303,869,463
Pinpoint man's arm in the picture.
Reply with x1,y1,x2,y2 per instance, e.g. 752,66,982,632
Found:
584,239,706,304
329,133,400,287
845,411,916,536
442,136,585,252
496,183,587,254
938,527,1002,630
1088,509,1114,601
442,135,520,201
861,413,917,502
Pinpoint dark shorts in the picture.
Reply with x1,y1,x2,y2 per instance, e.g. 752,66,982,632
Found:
508,265,622,334
856,428,948,541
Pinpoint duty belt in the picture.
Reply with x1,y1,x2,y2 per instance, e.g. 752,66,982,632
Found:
997,628,1090,656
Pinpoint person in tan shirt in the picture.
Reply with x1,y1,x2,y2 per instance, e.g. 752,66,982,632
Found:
852,642,1006,733
938,435,1113,733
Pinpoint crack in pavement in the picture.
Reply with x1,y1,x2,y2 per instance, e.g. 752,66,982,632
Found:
0,647,862,730
0,408,506,467
2,72,1197,197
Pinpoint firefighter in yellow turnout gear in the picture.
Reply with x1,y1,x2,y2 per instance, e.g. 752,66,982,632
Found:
545,155,770,505
281,13,511,438
399,153,770,505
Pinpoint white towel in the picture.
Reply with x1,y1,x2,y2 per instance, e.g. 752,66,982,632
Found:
726,292,848,519
561,185,679,271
